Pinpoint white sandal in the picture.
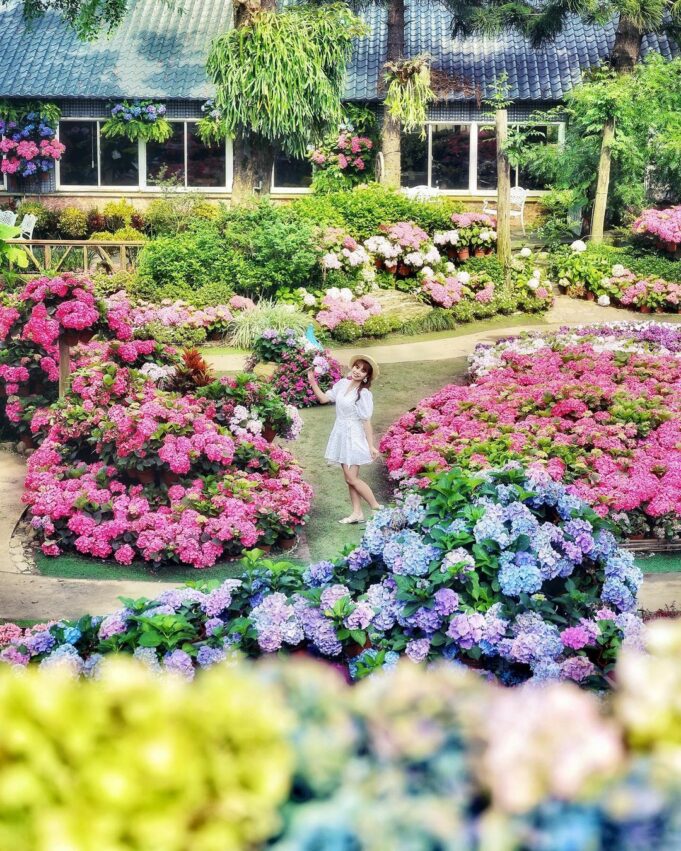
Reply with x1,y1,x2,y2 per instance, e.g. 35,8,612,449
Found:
339,515,364,525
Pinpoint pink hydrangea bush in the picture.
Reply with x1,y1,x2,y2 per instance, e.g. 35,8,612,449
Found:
24,370,312,567
315,291,381,331
365,222,441,276
632,206,681,251
104,292,235,338
380,331,681,538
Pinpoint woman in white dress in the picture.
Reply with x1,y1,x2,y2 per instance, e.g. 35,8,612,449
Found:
307,354,383,524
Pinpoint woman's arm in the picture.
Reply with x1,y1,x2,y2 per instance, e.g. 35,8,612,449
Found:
307,370,332,404
362,419,380,460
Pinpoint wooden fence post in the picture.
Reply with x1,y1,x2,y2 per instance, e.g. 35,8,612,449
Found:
58,335,71,398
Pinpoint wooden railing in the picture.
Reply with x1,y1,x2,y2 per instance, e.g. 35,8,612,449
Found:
6,239,146,276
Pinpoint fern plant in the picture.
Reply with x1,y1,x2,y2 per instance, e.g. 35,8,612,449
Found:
384,56,435,136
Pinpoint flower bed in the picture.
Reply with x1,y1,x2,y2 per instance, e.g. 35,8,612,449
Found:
2,620,681,849
249,328,343,407
633,206,681,253
24,367,312,566
550,243,681,313
381,326,681,539
11,465,643,685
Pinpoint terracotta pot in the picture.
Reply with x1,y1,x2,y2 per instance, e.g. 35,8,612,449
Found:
161,469,180,486
20,433,36,450
456,247,470,261
446,246,459,260
396,263,412,278
474,247,485,258
137,468,155,485
627,534,647,541
639,305,652,314
485,246,494,255
374,257,384,270
258,544,272,554
278,536,296,551
262,422,277,443
665,242,677,253
585,292,595,302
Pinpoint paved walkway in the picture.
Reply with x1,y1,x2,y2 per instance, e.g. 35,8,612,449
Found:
205,297,679,372
2,299,680,621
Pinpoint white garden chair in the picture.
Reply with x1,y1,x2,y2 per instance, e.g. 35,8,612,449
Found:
0,210,17,227
18,213,37,240
483,186,528,234
402,185,441,203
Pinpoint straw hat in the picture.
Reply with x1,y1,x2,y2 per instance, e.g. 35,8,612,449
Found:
349,353,380,380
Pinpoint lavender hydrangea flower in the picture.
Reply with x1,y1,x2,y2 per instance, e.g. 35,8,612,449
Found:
320,584,351,610
346,547,372,572
197,646,226,668
441,547,476,574
447,612,485,649
399,605,442,634
39,644,83,675
303,560,336,586
406,638,431,663
23,630,56,656
201,580,242,617
344,601,374,631
82,653,105,679
204,617,224,637
365,582,398,632
133,647,162,673
498,552,542,597
434,588,459,617
293,598,342,656
251,593,304,652
559,656,596,682
163,649,195,680
156,588,206,609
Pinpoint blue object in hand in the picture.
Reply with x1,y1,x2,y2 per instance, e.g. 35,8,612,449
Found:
305,325,323,350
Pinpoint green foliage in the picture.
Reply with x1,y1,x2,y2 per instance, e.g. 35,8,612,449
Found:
227,300,310,349
57,206,88,239
291,185,463,240
585,244,681,283
142,320,208,348
143,173,219,236
361,313,402,337
330,320,364,342
384,56,435,134
207,4,367,157
100,100,173,143
91,270,137,297
218,199,322,297
16,200,59,238
460,255,505,286
102,199,136,231
133,224,244,305
0,223,28,270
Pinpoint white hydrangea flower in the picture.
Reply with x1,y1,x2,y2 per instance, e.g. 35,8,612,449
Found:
302,292,317,307
423,247,442,265
404,251,425,268
611,264,626,277
570,240,587,252
527,279,539,290
532,269,541,279
326,287,341,299
445,262,456,273
597,295,611,306
322,252,342,270
339,288,354,302
457,271,471,284
519,246,532,258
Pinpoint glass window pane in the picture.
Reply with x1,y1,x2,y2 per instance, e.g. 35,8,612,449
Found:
100,134,138,186
273,153,312,188
401,131,428,187
59,121,97,186
477,127,497,190
518,124,560,190
187,123,226,187
146,124,185,185
431,124,470,190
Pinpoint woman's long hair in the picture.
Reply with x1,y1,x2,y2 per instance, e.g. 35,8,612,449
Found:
353,359,374,401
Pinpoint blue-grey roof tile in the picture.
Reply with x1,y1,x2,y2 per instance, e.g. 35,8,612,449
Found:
0,0,678,101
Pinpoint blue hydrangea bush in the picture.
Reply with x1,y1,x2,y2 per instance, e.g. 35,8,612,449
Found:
1,466,643,687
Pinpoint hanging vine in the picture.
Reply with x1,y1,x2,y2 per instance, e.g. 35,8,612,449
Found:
206,4,368,157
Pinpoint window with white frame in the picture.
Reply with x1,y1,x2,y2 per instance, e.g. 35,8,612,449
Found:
58,120,229,189
401,122,563,193
272,152,313,190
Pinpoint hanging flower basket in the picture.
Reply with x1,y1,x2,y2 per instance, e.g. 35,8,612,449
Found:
101,100,173,143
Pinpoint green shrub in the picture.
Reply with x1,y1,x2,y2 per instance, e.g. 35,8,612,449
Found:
141,321,208,348
102,199,137,231
219,199,322,298
91,270,137,297
461,256,505,286
290,185,463,240
16,201,59,238
403,309,458,334
330,320,364,342
88,230,115,241
132,224,246,303
111,226,147,242
361,313,401,337
187,280,235,308
587,244,681,283
58,206,88,239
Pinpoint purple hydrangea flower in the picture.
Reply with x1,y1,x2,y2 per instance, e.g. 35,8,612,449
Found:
434,588,459,617
303,560,336,586
133,647,161,673
406,638,431,663
98,610,131,640
320,584,351,610
344,601,374,630
201,580,241,617
447,612,485,649
559,656,596,682
346,547,372,572
163,649,195,680
197,646,227,668
205,617,224,637
251,593,304,653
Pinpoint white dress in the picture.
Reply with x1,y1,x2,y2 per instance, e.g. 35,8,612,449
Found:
324,379,374,466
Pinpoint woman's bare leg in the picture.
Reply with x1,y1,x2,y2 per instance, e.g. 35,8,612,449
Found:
339,466,364,522
343,465,381,510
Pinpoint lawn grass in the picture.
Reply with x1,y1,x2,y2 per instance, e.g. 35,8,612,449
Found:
636,553,681,573
35,357,472,581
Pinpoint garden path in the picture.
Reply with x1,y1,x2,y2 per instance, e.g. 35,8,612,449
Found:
204,297,671,372
2,298,681,621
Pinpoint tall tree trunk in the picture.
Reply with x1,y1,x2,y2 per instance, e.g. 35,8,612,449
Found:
380,0,405,188
590,14,642,243
495,108,512,271
231,132,275,204
230,0,277,201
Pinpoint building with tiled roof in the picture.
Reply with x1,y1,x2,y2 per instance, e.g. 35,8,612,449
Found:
0,0,677,200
